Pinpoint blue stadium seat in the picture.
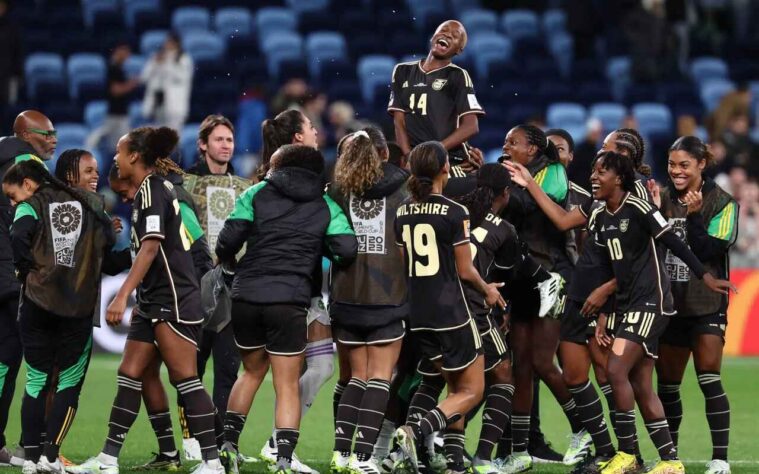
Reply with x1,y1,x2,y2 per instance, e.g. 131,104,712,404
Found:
56,123,89,147
141,30,168,56
183,31,226,63
357,55,396,105
84,100,108,130
235,99,266,157
406,0,446,27
606,56,632,101
689,56,729,85
124,55,146,79
700,79,735,112
172,6,210,35
124,0,161,30
631,103,672,136
589,103,626,132
546,102,587,129
82,0,118,29
215,7,253,38
469,33,512,80
501,10,539,41
285,0,330,16
128,101,148,128
542,9,567,34
450,0,482,16
25,53,65,100
179,123,201,167
256,8,297,40
305,32,348,79
548,33,573,77
460,9,498,33
261,31,304,78
67,53,106,99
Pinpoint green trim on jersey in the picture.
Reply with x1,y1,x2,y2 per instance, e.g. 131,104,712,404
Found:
15,154,46,167
323,194,355,236
535,162,568,203
227,181,267,222
0,363,7,394
179,202,204,242
25,364,47,399
57,336,92,392
14,202,38,222
708,201,737,241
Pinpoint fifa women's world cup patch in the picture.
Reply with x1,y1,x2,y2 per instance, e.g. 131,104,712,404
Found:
349,194,386,255
50,201,83,267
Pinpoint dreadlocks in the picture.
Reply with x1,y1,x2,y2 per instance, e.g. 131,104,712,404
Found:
154,157,184,177
54,149,91,187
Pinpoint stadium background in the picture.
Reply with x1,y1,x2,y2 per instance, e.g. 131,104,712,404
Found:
0,0,759,471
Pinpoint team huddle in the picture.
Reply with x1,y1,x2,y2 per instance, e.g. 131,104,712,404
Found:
0,17,740,474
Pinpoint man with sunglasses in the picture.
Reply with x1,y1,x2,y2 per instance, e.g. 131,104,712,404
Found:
0,109,56,465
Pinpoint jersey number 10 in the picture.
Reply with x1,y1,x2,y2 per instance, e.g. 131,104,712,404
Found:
402,223,439,276
409,93,428,115
607,237,624,261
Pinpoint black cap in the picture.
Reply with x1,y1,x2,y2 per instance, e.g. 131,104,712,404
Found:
477,163,511,191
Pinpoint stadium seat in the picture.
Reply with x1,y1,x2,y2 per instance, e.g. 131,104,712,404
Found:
548,33,573,77
501,10,539,41
689,56,729,85
215,7,253,38
546,102,587,129
606,56,632,101
183,31,226,63
123,55,146,79
631,103,672,136
261,31,304,78
589,103,626,131
124,0,161,30
538,82,574,108
235,99,267,158
406,0,446,26
357,55,396,105
305,32,348,79
460,9,498,33
179,123,201,167
141,30,169,56
128,101,148,128
67,53,106,99
450,0,482,16
25,53,65,100
84,100,108,130
256,8,297,40
542,9,567,34
700,79,735,112
285,0,330,16
469,32,512,80
172,6,210,35
82,0,118,29
56,123,89,147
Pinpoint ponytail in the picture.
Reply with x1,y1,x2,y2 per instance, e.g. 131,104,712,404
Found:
125,126,179,167
408,142,447,202
258,109,306,180
334,131,382,196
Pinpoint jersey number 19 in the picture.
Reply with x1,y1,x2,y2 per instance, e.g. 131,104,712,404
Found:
402,223,439,276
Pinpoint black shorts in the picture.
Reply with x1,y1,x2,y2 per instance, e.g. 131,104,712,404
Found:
505,282,539,322
560,299,596,345
128,314,201,348
19,297,93,392
605,312,621,335
231,300,307,355
0,294,21,368
416,319,482,376
334,320,405,346
481,322,509,372
614,310,670,358
660,313,727,347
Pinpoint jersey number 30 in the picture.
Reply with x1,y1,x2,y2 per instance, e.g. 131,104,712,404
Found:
402,223,439,276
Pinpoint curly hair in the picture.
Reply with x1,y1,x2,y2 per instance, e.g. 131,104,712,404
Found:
333,131,383,196
154,157,184,177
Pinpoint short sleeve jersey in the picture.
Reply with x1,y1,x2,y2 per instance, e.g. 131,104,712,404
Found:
568,199,614,303
595,194,674,314
387,61,484,161
130,174,201,323
394,194,473,331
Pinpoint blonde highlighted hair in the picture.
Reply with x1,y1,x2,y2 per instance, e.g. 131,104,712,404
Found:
333,132,383,196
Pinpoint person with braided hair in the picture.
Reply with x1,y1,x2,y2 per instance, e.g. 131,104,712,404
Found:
2,159,116,474
601,128,654,202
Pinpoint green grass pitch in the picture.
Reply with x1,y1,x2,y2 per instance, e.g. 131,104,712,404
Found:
1,355,757,473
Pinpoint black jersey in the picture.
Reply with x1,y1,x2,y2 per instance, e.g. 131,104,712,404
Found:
394,194,474,331
595,193,674,315
130,174,202,324
387,60,484,163
569,201,614,303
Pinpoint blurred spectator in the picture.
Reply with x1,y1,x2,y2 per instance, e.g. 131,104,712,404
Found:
621,114,639,130
721,113,756,174
302,90,328,148
706,84,752,140
270,79,308,116
706,139,731,178
621,0,676,82
568,118,603,190
0,0,22,105
677,114,699,137
141,32,193,131
328,101,367,144
733,179,759,266
566,0,601,59
86,42,139,152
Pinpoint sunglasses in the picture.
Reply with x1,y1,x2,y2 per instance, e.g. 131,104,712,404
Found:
27,128,57,138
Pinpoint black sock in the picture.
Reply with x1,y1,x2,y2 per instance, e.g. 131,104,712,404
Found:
413,407,451,441
476,384,513,460
406,378,444,426
496,422,511,459
644,418,677,460
697,371,730,461
148,410,176,454
616,410,637,455
213,408,224,450
276,429,299,464
334,378,366,454
333,381,346,427
21,391,45,463
354,379,391,459
103,373,143,457
174,377,218,461
559,397,584,434
177,396,190,440
511,413,530,453
657,380,682,448
568,381,615,456
599,383,616,432
443,428,466,471
223,411,246,451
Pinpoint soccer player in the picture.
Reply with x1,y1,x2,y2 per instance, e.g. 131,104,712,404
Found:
180,114,249,460
70,127,223,474
588,151,733,474
655,136,737,474
327,128,408,474
392,141,504,474
388,20,484,166
216,145,357,474
3,159,115,474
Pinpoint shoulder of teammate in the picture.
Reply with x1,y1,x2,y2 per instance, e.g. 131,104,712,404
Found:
534,162,568,202
439,195,471,246
706,199,738,242
322,193,358,265
627,194,671,239
633,178,653,202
